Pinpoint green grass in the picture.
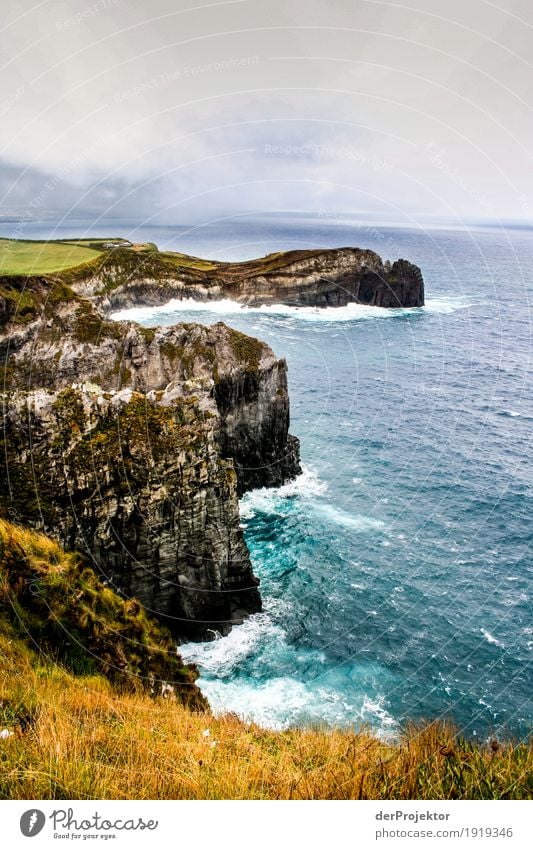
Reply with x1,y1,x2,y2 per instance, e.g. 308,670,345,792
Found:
0,237,366,282
160,251,219,270
0,239,102,275
225,325,264,370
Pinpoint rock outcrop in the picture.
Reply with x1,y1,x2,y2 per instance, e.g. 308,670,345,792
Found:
0,240,424,638
0,275,301,639
63,245,424,310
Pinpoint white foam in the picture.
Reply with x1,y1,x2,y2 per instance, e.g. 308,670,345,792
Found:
277,465,328,498
480,628,504,648
198,677,314,730
110,294,473,325
423,296,475,315
317,503,386,532
180,595,397,735
239,474,386,533
360,695,398,731
180,609,284,675
239,465,327,519
193,675,397,735
238,491,279,520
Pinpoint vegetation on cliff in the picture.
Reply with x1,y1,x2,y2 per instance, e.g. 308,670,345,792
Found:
51,389,210,485
0,523,530,800
1,293,286,637
0,519,205,709
0,237,425,318
0,386,215,531
0,237,324,282
1,239,508,801
225,325,264,372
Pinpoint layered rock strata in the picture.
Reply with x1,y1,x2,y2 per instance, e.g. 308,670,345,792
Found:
1,281,300,639
0,242,424,638
64,245,424,310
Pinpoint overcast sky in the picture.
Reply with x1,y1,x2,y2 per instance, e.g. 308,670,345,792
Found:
1,0,532,227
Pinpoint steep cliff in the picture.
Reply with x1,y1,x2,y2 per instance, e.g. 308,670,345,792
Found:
48,244,424,310
0,238,424,636
0,275,300,639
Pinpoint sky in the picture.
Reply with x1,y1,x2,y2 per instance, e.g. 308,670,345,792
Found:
1,0,532,228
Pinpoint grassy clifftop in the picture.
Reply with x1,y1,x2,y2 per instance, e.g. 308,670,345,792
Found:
0,520,531,800
0,236,333,279
0,236,424,312
0,519,204,708
0,239,105,275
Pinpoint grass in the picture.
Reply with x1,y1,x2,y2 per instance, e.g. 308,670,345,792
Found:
160,250,220,270
0,237,363,283
0,239,103,275
225,324,264,371
0,520,531,800
0,519,204,708
0,237,219,285
1,634,530,800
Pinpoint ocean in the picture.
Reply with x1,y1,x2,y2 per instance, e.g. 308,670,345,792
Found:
5,215,532,739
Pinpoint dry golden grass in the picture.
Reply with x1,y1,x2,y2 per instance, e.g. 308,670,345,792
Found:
0,520,531,800
0,519,204,708
1,629,531,800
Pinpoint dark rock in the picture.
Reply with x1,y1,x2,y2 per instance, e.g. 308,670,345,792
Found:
0,241,425,639
0,289,300,640
73,246,424,311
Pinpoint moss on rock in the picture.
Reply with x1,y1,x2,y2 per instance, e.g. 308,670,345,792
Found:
226,326,263,372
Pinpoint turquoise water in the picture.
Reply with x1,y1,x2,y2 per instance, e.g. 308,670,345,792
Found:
6,217,532,738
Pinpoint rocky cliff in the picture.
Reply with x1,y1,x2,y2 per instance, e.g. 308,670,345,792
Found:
59,245,424,310
0,240,424,637
0,273,300,639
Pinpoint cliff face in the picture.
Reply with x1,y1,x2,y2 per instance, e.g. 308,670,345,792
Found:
63,246,424,310
214,359,300,494
0,282,300,639
0,240,424,637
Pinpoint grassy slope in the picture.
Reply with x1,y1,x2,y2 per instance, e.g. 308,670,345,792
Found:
0,239,103,275
0,521,531,800
0,520,204,707
0,237,345,280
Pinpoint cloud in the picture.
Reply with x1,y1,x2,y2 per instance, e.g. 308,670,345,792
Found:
1,0,532,226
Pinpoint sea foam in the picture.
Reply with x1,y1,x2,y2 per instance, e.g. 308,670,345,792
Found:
480,628,504,648
239,464,327,520
180,609,286,675
110,294,473,325
184,670,397,735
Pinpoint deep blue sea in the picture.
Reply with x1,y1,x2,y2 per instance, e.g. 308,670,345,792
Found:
4,216,532,739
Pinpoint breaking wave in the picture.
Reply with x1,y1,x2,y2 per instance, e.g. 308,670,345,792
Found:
111,294,473,325
239,465,327,520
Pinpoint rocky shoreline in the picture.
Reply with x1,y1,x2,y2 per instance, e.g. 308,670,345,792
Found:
0,242,423,640
72,245,424,311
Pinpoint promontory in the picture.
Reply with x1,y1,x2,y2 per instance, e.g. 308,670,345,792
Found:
0,238,424,641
